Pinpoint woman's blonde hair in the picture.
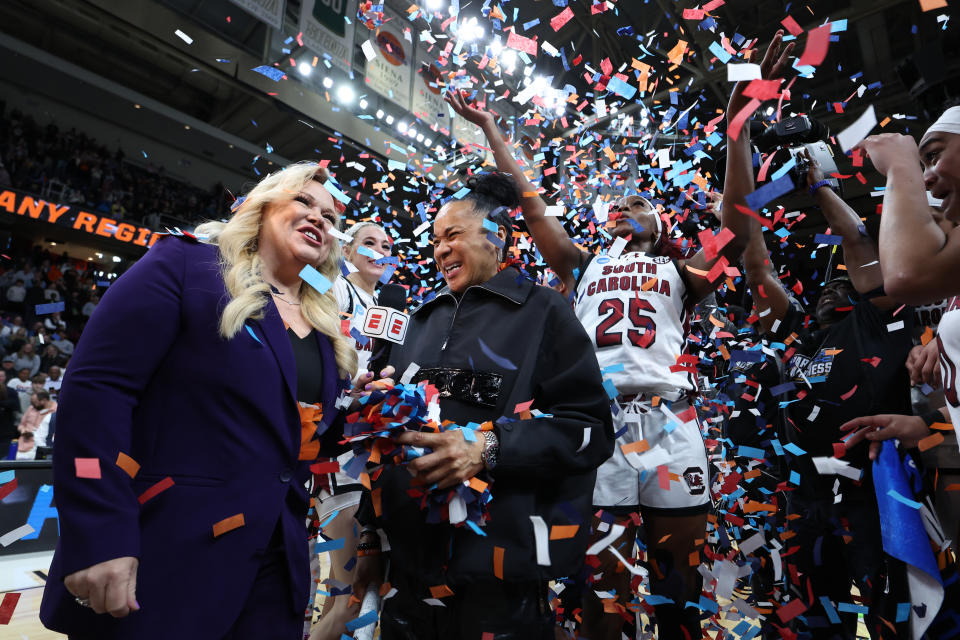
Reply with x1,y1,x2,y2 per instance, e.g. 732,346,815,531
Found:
195,162,358,379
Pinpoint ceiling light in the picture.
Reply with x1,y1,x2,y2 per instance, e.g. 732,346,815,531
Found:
385,114,395,125
376,109,385,119
322,76,333,89
298,62,312,77
397,121,408,133
416,133,425,142
358,98,368,109
425,0,443,9
112,256,121,263
336,84,356,104
459,17,484,42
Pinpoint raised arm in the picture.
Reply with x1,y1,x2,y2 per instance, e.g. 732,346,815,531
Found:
804,150,886,298
742,218,791,336
856,133,960,304
683,31,794,302
446,90,584,291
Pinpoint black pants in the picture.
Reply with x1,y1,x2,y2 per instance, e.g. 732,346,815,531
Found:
381,572,554,640
787,495,908,640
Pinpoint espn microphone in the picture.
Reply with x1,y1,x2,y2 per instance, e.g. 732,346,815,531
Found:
364,283,408,375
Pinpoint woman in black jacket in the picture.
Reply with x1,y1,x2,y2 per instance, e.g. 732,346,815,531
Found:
354,170,614,640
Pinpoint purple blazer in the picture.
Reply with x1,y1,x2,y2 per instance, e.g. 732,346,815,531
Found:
40,237,346,638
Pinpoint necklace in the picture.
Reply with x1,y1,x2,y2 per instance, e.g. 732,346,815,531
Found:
268,283,301,306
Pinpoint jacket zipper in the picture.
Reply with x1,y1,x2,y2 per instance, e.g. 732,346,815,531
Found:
437,284,517,352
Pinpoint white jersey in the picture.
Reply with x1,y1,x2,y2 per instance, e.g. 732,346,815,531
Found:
937,299,960,451
333,276,377,374
574,251,695,396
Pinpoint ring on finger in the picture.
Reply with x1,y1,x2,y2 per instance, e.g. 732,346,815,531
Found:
75,596,92,608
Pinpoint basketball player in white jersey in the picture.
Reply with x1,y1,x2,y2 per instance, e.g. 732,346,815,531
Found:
446,33,793,639
842,106,960,454
312,221,393,640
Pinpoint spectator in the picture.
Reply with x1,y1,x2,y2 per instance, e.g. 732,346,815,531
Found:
52,333,75,357
1,355,15,379
18,390,57,438
16,430,36,460
81,294,98,318
40,344,64,372
0,371,20,443
0,314,23,340
31,373,47,397
44,365,63,397
44,311,67,333
6,278,25,312
7,367,33,416
13,343,41,376
44,283,62,302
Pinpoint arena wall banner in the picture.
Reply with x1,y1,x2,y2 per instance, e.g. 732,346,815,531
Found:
228,0,285,30
0,187,161,248
363,6,413,111
299,0,357,74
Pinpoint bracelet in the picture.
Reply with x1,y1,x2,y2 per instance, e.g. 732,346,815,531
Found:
920,410,944,428
357,547,381,557
809,179,832,195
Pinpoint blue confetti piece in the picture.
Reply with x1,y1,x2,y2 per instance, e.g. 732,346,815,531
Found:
770,382,795,395
35,301,65,315
0,470,14,484
452,186,472,200
644,594,675,605
345,609,379,632
477,337,517,370
708,41,732,63
606,76,637,100
837,602,869,615
896,602,911,623
820,596,842,624
315,537,346,553
783,442,807,456
737,445,766,459
886,488,922,509
814,233,843,245
318,509,340,528
744,174,795,211
602,378,619,399
323,179,352,205
299,265,333,294
251,65,285,82
245,324,262,345
481,218,499,233
465,519,487,536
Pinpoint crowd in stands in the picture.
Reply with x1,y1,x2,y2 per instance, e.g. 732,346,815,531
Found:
0,102,232,227
0,242,106,459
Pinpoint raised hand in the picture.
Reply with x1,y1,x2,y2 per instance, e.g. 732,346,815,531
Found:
729,30,795,122
445,89,495,129
854,133,921,177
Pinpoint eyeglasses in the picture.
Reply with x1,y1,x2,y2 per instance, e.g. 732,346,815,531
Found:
412,367,503,407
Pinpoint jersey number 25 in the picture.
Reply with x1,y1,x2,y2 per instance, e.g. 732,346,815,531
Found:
596,298,656,349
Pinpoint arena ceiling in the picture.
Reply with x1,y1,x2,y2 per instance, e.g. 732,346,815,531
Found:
1,0,958,238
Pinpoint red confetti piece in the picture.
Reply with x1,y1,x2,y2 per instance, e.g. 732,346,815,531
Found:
780,15,803,36
777,597,808,622
0,478,17,502
0,591,20,625
74,457,101,479
796,24,832,68
550,6,574,31
138,477,174,504
840,385,858,400
310,461,341,474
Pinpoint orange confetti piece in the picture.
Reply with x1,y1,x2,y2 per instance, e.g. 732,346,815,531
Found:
212,513,245,538
550,525,579,540
918,432,945,452
429,584,455,599
621,439,651,455
116,452,140,478
641,277,659,291
493,546,505,579
469,477,489,493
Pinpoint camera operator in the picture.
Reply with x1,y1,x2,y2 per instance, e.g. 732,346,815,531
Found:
739,149,913,639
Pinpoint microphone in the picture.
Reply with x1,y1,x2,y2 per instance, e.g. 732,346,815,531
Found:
364,284,408,375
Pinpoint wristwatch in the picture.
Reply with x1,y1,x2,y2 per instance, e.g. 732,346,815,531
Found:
480,430,499,470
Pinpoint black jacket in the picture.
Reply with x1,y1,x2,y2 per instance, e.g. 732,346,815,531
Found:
374,267,614,587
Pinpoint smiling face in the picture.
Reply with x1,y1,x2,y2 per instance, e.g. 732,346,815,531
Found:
919,131,960,222
346,225,393,284
815,279,855,326
432,201,505,293
259,179,338,269
608,196,659,245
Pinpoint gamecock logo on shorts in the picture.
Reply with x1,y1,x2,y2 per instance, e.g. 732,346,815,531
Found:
683,466,705,495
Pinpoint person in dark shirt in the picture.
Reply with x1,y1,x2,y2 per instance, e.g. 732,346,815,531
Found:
739,153,913,638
